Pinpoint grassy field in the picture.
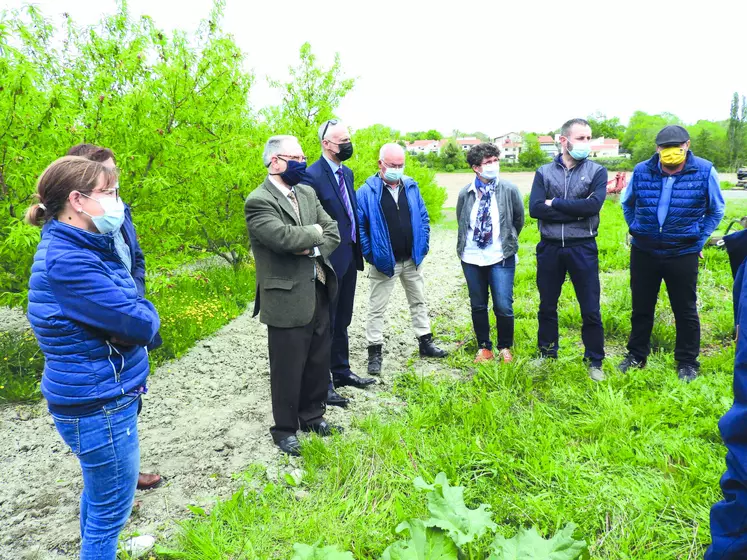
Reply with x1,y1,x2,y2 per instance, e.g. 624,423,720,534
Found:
161,200,745,559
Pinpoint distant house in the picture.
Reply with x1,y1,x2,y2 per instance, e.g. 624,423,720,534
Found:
493,132,523,145
493,133,524,162
537,135,558,158
405,140,440,155
590,138,620,158
437,137,483,153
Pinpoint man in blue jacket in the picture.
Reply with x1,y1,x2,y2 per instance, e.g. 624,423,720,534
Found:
67,144,163,491
619,125,725,381
303,120,376,408
529,118,608,381
357,143,447,375
707,228,747,559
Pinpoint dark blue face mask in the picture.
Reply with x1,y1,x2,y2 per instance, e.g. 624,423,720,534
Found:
273,158,307,186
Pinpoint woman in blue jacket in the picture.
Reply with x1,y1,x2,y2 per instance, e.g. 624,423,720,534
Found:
25,156,160,560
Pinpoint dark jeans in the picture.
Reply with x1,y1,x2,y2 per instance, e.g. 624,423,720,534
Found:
267,282,330,443
52,395,141,560
461,256,515,350
329,258,357,377
627,245,700,367
536,239,605,365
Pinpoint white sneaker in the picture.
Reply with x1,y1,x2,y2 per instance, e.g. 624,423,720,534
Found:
121,535,156,558
588,365,606,382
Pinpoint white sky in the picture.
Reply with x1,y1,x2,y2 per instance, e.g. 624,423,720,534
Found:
2,0,746,137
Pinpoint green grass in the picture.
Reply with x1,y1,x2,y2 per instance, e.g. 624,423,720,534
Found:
721,181,735,191
167,201,745,559
0,264,255,402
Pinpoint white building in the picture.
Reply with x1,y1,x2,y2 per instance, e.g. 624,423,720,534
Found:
538,135,559,158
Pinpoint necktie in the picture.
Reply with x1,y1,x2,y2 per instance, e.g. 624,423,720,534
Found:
335,168,356,242
288,190,326,285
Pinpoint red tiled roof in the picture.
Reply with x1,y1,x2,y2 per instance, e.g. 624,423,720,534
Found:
537,136,555,144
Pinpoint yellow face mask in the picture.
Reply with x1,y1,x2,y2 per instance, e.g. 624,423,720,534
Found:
660,146,687,166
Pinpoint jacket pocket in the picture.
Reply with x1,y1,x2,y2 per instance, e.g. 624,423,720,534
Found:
264,277,294,290
51,415,81,456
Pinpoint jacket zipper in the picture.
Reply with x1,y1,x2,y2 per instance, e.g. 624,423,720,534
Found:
560,162,576,248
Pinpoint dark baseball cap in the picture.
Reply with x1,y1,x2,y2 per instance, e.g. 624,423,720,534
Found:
656,125,690,146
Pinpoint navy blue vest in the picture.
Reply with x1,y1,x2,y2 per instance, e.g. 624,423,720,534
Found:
629,151,712,257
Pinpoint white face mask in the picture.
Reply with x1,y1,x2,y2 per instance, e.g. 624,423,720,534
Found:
81,192,126,234
480,162,500,181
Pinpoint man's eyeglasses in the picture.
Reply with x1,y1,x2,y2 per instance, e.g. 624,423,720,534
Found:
277,154,307,163
381,161,404,169
321,119,339,141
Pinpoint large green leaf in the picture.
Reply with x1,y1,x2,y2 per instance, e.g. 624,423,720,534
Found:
381,519,458,560
413,472,497,546
291,542,354,560
488,523,589,560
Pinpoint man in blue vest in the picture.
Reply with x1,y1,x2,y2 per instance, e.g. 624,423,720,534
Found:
619,125,725,381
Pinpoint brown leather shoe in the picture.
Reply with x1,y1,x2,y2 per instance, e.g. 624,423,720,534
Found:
474,348,494,363
137,472,164,491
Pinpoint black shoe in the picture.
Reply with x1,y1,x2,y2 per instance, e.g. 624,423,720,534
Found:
326,387,349,408
301,420,343,437
618,353,646,374
418,333,448,358
368,345,383,375
677,364,699,383
276,435,301,457
332,371,377,389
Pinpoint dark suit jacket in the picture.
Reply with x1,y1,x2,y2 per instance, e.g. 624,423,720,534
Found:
302,156,364,277
245,177,340,328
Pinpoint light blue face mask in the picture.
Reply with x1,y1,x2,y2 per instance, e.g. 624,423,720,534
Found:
567,140,591,161
383,166,404,182
81,193,126,234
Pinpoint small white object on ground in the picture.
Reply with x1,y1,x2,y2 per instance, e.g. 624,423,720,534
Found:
122,535,156,558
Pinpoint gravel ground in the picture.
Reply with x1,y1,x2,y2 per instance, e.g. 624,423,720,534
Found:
0,222,469,560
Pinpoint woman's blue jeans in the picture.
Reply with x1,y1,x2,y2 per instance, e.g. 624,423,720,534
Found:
51,395,140,560
461,256,516,350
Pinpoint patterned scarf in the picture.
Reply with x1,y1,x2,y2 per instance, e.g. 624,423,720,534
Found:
472,177,495,249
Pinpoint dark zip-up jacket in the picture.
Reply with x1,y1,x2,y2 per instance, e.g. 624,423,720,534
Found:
529,155,607,246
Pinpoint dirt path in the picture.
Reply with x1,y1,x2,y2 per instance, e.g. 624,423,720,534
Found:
0,223,468,560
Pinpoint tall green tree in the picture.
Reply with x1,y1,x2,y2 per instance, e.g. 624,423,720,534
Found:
622,111,681,163
266,42,354,156
587,113,625,141
728,92,746,170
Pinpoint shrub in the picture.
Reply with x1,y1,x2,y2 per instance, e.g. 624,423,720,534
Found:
445,164,455,172
0,329,43,403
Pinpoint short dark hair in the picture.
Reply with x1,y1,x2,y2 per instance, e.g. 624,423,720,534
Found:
66,143,116,165
560,118,591,137
466,143,501,167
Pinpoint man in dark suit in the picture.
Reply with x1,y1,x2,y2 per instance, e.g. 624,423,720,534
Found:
245,135,342,456
303,120,375,407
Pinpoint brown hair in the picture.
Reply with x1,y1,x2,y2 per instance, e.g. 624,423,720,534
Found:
66,143,117,165
24,156,118,227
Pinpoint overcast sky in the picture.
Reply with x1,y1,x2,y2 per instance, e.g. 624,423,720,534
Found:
2,0,746,137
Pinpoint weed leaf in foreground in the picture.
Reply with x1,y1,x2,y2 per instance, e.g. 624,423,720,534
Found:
413,472,497,546
381,519,459,560
292,541,355,560
488,523,588,560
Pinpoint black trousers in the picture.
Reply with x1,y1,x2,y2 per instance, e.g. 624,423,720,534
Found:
267,282,330,443
329,258,357,377
627,245,700,367
536,239,605,365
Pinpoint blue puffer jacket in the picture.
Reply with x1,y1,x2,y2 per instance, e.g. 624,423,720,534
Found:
27,220,161,413
356,174,430,277
629,151,712,257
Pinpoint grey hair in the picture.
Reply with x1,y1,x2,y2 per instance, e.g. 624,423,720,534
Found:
560,118,591,137
318,119,345,143
263,135,297,167
379,143,405,160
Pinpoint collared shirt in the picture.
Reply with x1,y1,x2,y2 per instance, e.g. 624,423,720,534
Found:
382,174,401,201
267,175,321,258
113,229,132,272
621,164,725,246
323,154,342,176
461,178,504,266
